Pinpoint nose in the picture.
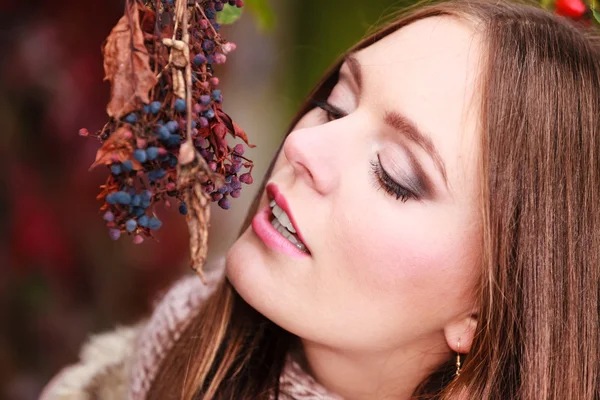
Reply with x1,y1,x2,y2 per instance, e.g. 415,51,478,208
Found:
282,123,339,196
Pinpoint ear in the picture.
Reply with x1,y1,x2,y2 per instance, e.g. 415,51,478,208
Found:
443,312,478,354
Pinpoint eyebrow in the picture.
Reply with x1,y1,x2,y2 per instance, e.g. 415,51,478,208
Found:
342,53,449,189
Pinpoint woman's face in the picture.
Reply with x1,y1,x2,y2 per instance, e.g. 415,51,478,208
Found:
227,16,483,355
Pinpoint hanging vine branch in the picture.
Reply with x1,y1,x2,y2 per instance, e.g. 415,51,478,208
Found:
81,0,253,281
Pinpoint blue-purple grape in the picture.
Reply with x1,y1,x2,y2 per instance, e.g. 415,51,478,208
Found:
150,101,162,114
166,120,179,133
122,160,133,172
157,126,170,140
148,217,163,230
111,164,122,175
126,219,138,232
174,99,186,113
138,215,149,227
146,147,159,160
134,149,147,163
124,113,137,124
179,202,188,215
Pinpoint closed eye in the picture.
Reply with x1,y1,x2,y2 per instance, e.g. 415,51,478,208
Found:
312,100,346,122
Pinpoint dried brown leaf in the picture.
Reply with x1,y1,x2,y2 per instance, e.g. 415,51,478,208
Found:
178,160,211,284
103,2,158,118
89,126,143,170
216,109,256,148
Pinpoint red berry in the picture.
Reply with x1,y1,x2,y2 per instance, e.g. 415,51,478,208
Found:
79,128,89,137
554,0,586,18
240,172,253,184
236,0,244,7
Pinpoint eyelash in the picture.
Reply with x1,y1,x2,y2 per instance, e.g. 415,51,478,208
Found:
312,99,415,202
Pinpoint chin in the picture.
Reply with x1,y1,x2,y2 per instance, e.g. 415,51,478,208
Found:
226,227,273,308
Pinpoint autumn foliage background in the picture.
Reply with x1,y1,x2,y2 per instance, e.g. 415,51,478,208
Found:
0,0,591,398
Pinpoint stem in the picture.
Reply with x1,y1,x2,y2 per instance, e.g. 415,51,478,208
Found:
195,3,220,39
182,2,194,148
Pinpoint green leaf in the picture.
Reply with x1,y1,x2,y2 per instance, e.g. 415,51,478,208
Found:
246,0,276,32
539,0,554,10
217,4,244,25
593,0,600,24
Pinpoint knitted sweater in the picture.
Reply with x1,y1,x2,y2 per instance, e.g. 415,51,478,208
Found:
40,258,342,400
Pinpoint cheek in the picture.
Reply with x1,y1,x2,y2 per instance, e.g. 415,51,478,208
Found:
331,203,478,303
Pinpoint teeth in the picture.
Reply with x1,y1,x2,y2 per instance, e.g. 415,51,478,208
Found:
270,200,276,207
271,204,297,233
270,217,308,253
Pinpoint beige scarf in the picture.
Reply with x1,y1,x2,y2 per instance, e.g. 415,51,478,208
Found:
40,258,341,400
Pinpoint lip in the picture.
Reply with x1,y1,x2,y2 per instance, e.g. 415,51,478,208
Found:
250,183,311,258
265,183,310,252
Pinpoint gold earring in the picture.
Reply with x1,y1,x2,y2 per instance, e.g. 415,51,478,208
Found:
455,338,461,376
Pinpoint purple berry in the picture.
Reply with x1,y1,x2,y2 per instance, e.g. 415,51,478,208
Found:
193,53,207,65
231,162,242,173
205,7,216,19
198,117,209,128
231,189,241,198
211,192,223,201
218,197,231,209
109,228,121,241
195,136,207,148
208,161,217,171
233,144,245,155
111,164,122,175
202,40,215,53
215,2,224,11
200,95,211,105
204,109,215,119
103,211,115,222
239,173,253,184
217,184,229,194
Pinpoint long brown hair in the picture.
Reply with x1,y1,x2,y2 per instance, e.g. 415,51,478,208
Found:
149,0,600,398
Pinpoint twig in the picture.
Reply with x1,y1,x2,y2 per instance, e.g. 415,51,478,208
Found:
195,3,220,39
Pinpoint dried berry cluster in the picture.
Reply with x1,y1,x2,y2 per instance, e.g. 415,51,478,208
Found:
81,0,253,251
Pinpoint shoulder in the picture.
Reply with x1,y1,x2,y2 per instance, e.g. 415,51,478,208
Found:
40,258,225,400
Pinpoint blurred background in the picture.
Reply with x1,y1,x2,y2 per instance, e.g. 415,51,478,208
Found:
0,0,412,398
0,0,584,397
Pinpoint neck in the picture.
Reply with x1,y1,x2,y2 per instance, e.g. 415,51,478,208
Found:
293,334,450,400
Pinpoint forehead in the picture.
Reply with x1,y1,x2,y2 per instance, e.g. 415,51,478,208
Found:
351,16,484,192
